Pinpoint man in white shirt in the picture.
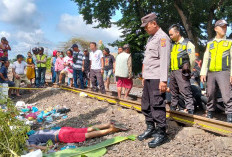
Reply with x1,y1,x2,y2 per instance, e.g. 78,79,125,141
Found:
89,42,106,94
12,54,31,96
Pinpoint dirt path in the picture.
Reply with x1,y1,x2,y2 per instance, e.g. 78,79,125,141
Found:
14,88,232,157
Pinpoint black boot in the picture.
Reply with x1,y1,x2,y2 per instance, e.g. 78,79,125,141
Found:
148,127,167,148
206,111,213,119
188,109,194,114
170,105,177,111
137,122,155,141
227,114,232,123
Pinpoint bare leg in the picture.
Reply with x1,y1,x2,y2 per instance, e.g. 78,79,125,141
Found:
87,79,90,88
124,88,132,99
70,78,73,87
122,87,125,94
106,78,110,90
59,74,63,84
117,87,122,98
16,89,21,96
85,125,119,139
87,123,111,132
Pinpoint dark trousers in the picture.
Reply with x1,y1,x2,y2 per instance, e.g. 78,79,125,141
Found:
73,69,84,89
35,68,38,86
141,79,166,128
51,67,56,83
36,68,46,87
90,69,106,94
170,70,194,110
207,71,232,114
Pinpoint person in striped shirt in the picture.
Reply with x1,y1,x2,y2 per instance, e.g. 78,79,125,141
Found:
72,44,85,89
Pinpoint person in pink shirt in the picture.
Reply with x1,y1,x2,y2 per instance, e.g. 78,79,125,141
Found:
59,49,73,87
55,51,65,84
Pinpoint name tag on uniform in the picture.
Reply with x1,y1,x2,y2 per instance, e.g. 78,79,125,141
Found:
209,43,214,49
223,41,229,47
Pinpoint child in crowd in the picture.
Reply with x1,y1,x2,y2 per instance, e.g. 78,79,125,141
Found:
12,55,31,96
59,49,73,87
55,51,65,85
0,60,14,96
26,52,35,85
103,48,115,91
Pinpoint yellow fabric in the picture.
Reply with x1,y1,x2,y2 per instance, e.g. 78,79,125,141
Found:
208,40,231,71
36,54,46,68
171,37,194,70
26,58,35,79
201,36,232,76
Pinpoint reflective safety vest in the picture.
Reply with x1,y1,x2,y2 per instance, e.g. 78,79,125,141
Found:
36,54,47,68
171,39,190,70
207,40,232,72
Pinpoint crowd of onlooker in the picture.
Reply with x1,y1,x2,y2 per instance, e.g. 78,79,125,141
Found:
0,39,133,99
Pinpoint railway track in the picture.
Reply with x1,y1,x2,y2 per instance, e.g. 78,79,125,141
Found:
61,85,232,136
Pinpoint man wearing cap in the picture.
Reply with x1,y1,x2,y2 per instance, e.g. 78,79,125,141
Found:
0,37,11,58
201,19,232,123
168,24,196,114
137,13,171,148
72,44,85,89
36,47,47,88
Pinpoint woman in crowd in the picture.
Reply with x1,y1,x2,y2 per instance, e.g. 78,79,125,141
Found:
26,52,35,85
59,49,73,87
55,51,65,86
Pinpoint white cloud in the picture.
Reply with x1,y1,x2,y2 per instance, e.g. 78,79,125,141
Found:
0,31,11,39
5,30,55,59
0,0,39,30
57,14,122,44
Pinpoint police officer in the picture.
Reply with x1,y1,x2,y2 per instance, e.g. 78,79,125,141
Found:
137,13,171,148
168,24,196,114
200,20,232,123
36,47,47,88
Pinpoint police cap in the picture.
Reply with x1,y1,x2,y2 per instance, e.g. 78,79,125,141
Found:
215,19,228,27
141,13,157,27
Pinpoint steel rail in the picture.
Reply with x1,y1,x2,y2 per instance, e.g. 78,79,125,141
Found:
61,86,232,136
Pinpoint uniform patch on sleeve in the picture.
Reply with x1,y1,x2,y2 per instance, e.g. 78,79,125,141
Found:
187,49,192,54
161,38,166,47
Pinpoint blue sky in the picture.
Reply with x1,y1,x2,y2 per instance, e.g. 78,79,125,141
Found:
0,0,122,59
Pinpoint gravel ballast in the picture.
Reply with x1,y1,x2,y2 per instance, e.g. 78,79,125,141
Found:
14,88,232,157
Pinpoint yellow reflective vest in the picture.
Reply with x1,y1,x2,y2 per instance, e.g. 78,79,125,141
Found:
36,54,47,68
207,40,232,72
171,39,190,70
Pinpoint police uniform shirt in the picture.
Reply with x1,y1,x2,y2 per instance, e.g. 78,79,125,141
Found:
143,28,171,82
175,37,196,71
200,36,232,76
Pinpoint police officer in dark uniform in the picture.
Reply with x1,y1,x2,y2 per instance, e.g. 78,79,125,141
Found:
137,13,171,148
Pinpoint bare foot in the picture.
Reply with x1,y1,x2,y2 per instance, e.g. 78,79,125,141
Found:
16,94,21,97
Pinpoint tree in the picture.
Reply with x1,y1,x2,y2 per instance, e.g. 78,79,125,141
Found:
60,37,91,51
71,0,232,74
